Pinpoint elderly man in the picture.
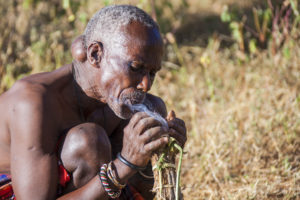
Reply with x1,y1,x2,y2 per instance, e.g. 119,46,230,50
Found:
0,5,186,200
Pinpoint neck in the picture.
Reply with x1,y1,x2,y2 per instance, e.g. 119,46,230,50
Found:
72,61,106,118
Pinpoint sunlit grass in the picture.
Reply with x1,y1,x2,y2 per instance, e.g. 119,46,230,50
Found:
152,39,300,199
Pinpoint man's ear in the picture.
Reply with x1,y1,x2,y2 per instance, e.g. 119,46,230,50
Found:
87,41,103,68
71,35,87,62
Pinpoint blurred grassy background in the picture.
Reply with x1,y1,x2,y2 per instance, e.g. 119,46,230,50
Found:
0,0,299,199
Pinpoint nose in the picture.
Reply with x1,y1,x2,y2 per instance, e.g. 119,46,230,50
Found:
137,73,151,92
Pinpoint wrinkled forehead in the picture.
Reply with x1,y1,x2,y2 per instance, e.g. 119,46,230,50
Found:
105,21,163,58
123,20,163,46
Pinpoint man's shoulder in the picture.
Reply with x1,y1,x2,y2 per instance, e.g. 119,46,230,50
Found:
10,79,48,102
145,93,167,117
3,78,54,117
6,65,71,103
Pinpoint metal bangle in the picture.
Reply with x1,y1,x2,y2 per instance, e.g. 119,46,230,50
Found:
138,170,154,179
117,152,147,171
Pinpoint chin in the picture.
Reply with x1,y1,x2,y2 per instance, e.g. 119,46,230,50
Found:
107,99,133,119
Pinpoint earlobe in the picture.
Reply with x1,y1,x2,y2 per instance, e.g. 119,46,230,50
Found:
71,35,87,62
87,41,103,68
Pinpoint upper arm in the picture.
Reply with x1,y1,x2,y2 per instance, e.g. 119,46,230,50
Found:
9,83,59,200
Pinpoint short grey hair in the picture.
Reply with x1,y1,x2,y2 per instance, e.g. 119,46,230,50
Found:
84,5,159,48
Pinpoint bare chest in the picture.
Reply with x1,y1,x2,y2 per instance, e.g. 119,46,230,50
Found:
60,104,122,137
87,106,122,136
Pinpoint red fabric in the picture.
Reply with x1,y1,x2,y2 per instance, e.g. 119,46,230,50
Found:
0,172,145,200
0,164,70,200
127,185,145,200
58,162,71,187
0,183,14,200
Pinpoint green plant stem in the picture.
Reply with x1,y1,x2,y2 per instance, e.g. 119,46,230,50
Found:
153,137,183,200
174,143,183,200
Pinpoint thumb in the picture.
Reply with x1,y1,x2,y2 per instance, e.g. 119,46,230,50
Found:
166,110,176,121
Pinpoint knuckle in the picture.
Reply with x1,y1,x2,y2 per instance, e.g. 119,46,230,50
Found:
131,113,138,121
124,126,129,135
146,143,152,152
144,130,152,140
134,112,144,120
143,117,151,124
160,126,166,132
138,117,150,128
176,118,185,126
149,129,155,137
148,117,159,125
159,138,165,145
139,147,146,155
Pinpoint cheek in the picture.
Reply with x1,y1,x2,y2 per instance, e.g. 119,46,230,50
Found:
99,70,133,99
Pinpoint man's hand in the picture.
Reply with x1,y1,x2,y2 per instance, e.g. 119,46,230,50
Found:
121,112,169,168
166,110,187,148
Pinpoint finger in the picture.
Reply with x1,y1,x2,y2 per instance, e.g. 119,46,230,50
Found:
168,120,186,136
141,126,168,143
135,117,167,135
144,137,169,153
168,128,187,147
169,118,185,127
130,112,150,128
166,110,176,121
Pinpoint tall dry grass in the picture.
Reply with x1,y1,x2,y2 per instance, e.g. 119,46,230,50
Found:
152,39,300,199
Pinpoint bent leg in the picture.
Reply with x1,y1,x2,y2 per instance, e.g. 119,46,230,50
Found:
59,123,111,193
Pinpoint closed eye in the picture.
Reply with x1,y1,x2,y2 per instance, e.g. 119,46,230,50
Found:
129,61,142,72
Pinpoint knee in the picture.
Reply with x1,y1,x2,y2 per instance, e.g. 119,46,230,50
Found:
60,123,112,171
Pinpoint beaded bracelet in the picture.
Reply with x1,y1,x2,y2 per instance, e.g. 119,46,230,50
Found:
99,163,121,199
107,162,126,189
117,152,147,171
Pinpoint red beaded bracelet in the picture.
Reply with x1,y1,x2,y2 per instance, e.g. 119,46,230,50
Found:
99,163,121,199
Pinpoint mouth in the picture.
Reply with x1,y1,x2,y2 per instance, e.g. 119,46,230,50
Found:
121,91,146,116
122,90,146,105
124,98,144,106
109,89,146,119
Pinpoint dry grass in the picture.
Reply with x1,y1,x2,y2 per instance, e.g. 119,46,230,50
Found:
152,40,300,199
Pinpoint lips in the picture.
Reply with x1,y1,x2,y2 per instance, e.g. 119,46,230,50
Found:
121,90,146,106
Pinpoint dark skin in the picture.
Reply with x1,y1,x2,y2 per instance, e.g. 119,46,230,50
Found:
0,21,187,199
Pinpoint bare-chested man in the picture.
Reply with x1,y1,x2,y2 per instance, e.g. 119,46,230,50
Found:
0,5,186,200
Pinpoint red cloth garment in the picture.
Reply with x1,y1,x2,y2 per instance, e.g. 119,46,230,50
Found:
0,163,71,200
58,161,71,188
0,174,14,200
1,169,145,200
1,133,143,199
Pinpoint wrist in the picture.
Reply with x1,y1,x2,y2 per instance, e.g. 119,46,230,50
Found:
113,158,137,185
117,152,147,171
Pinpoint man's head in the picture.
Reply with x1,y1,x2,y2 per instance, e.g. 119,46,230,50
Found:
83,5,159,49
73,5,164,119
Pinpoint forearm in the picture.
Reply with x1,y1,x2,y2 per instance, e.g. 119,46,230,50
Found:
57,159,136,200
